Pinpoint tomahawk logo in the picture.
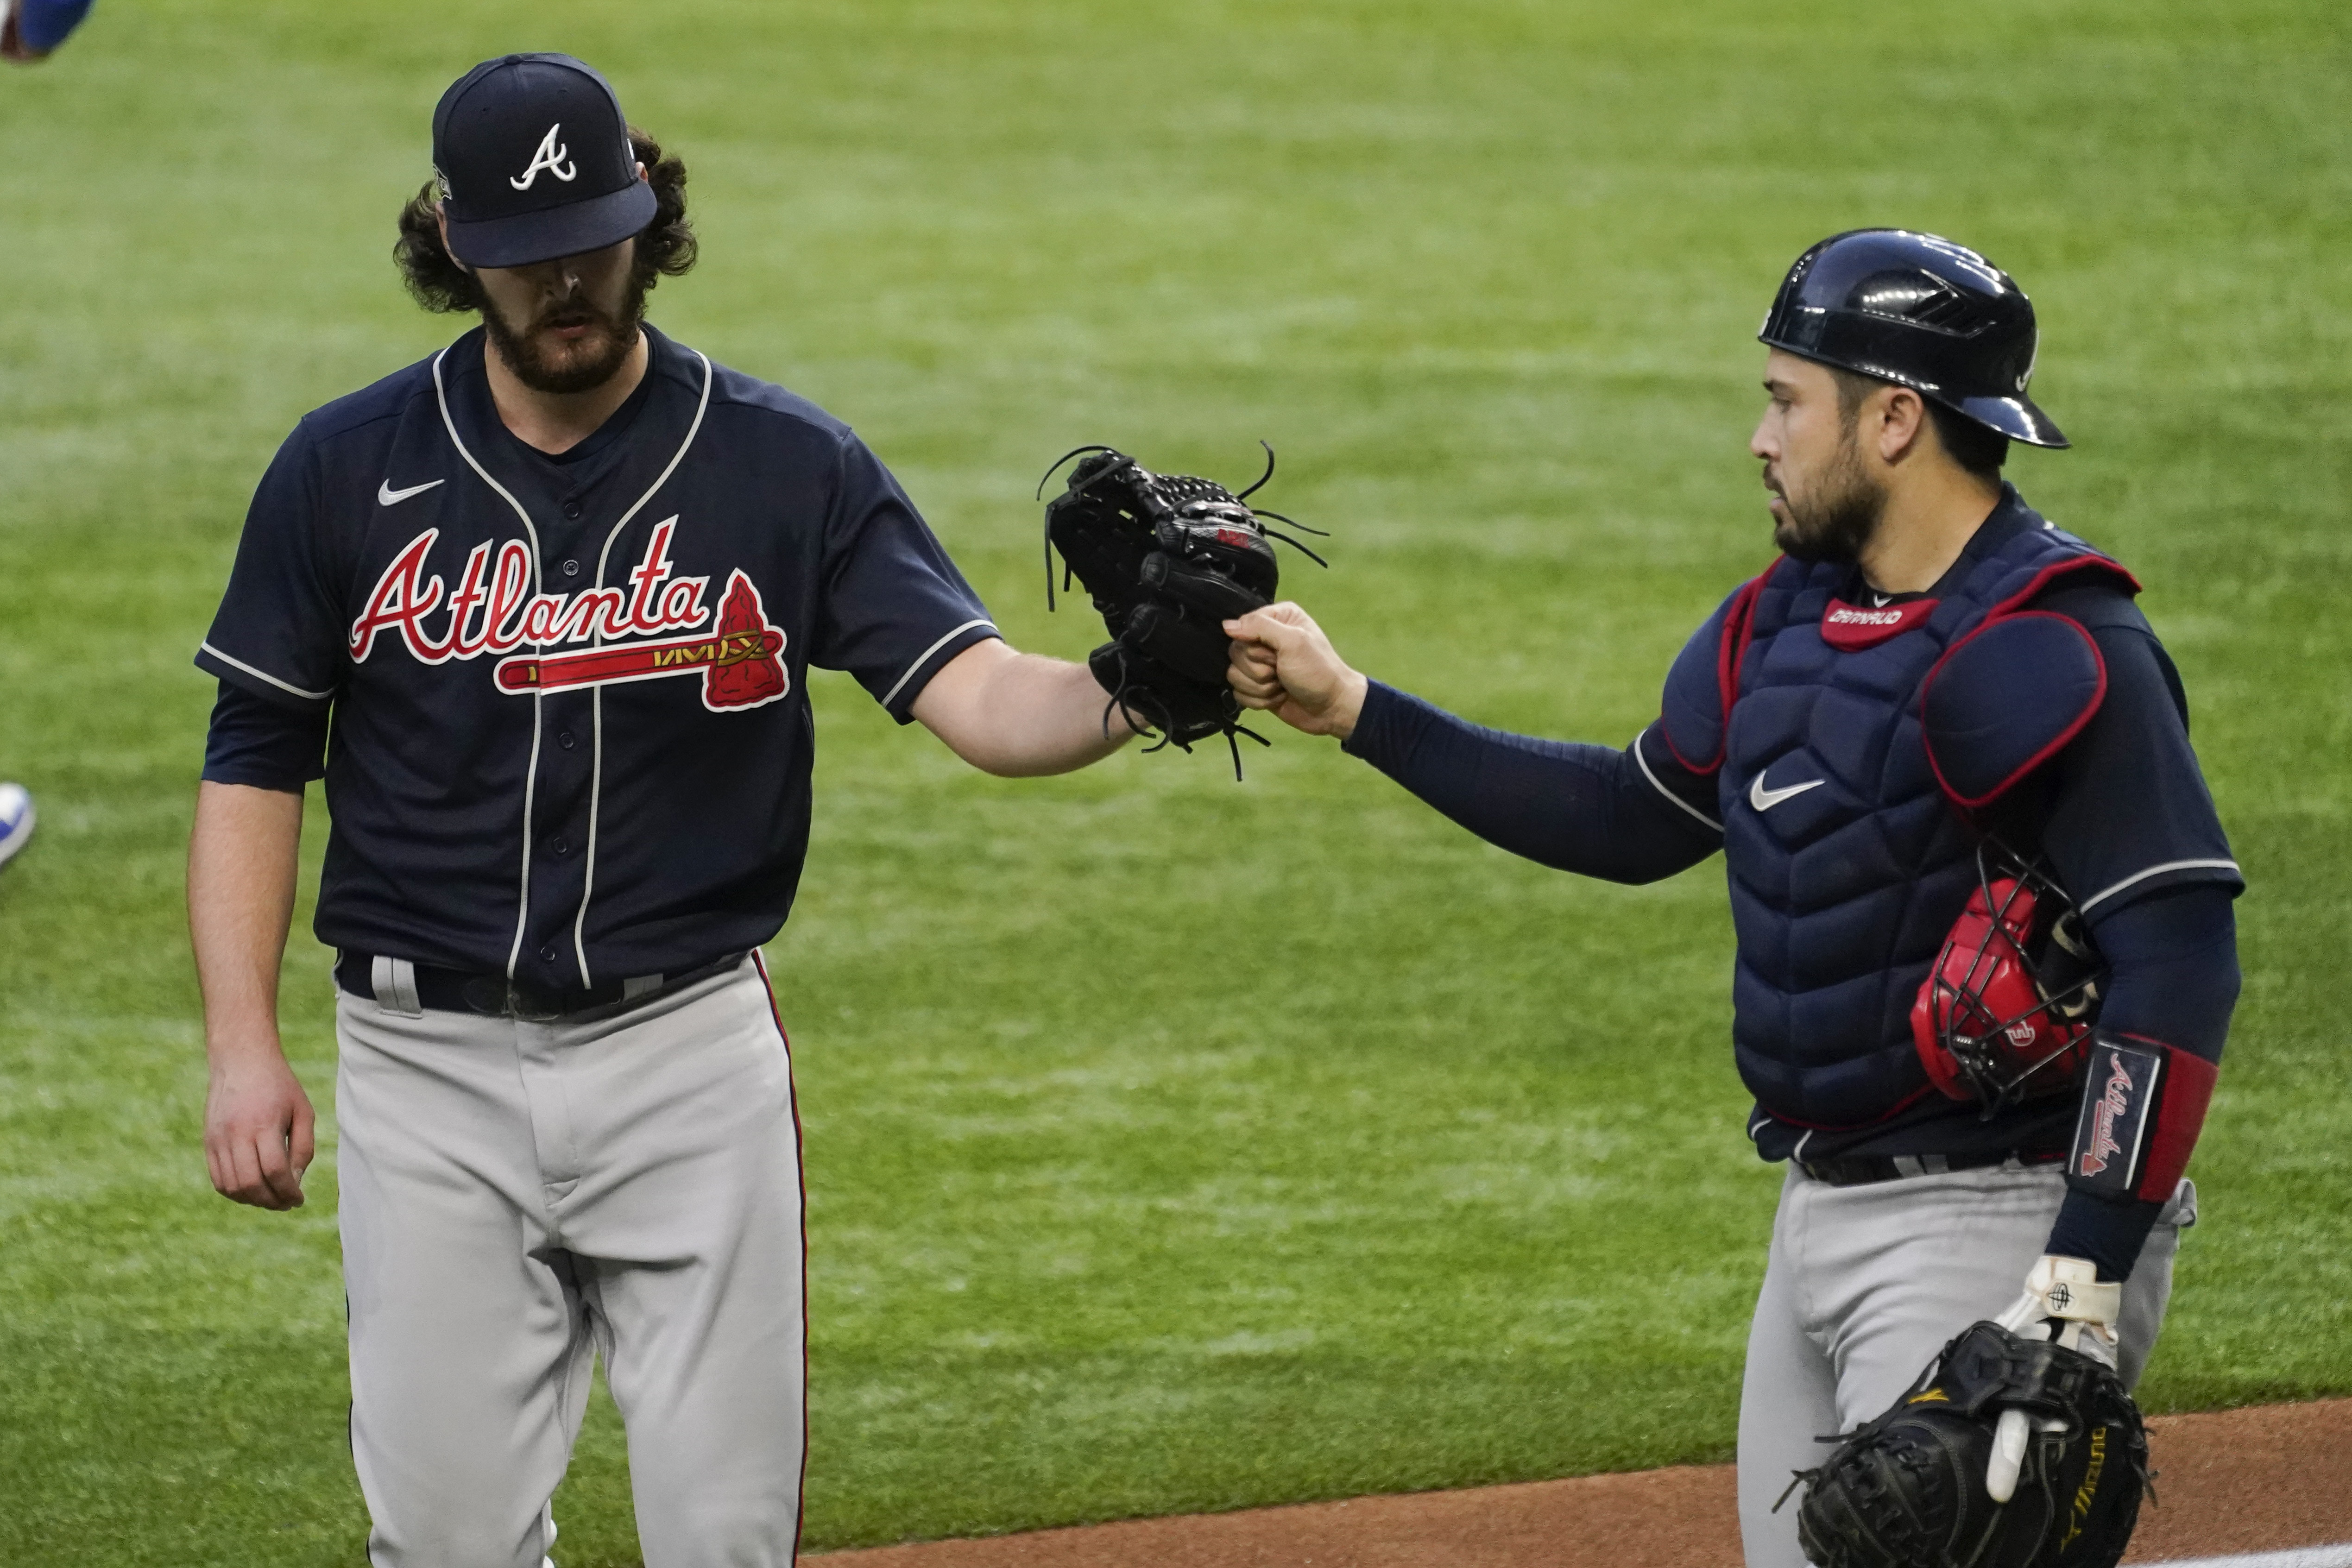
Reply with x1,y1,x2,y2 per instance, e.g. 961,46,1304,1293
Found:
494,573,790,712
2078,1053,2136,1177
511,124,577,190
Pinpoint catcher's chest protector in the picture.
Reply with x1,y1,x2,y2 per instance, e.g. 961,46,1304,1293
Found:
1662,507,2136,1129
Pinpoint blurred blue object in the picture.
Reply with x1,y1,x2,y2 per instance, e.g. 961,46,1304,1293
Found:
7,0,95,57
0,781,33,870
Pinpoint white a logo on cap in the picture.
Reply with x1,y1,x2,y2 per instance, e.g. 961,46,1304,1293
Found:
511,124,578,190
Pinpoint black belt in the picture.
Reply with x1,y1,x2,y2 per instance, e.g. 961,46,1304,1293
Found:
335,950,746,1021
1796,1147,2066,1187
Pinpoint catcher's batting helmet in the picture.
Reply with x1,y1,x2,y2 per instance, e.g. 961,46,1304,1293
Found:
1759,230,2068,448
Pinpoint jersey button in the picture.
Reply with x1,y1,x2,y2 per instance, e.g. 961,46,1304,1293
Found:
550,835,570,856
561,558,581,576
557,730,577,750
539,942,558,963
562,502,583,520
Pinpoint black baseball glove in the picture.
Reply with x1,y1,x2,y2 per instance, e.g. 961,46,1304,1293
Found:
1786,1321,2151,1568
1040,443,1325,776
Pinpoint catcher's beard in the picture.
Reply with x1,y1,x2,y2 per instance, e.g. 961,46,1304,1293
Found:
480,279,649,395
1771,429,1886,565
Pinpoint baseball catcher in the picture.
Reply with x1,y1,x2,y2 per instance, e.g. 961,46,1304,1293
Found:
1041,443,1325,776
1223,229,2241,1568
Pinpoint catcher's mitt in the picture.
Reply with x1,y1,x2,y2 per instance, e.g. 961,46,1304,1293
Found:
1039,443,1326,776
1787,1322,2151,1568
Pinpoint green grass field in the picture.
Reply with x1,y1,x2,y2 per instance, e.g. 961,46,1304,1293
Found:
3,1,2347,1562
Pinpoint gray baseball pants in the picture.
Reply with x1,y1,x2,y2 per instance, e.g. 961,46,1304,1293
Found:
1736,1160,2197,1568
335,954,806,1568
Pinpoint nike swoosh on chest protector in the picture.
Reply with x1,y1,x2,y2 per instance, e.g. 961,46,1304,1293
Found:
1749,771,1826,812
378,479,446,506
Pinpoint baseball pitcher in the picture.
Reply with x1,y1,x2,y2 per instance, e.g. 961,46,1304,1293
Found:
187,53,1166,1568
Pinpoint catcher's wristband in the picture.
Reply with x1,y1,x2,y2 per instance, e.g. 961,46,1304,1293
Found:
2068,1032,2216,1202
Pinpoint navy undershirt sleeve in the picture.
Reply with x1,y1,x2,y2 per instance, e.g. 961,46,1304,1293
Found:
2021,590,2242,1281
202,679,328,791
1340,681,1721,883
2042,886,2239,1280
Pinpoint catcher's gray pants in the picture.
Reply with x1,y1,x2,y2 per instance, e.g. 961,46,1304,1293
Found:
336,955,806,1568
1735,1160,2197,1568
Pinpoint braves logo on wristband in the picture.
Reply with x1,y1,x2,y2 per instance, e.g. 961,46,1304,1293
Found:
2070,1039,2164,1194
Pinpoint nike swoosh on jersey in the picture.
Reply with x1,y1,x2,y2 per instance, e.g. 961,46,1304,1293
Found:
378,478,446,506
1749,771,1826,812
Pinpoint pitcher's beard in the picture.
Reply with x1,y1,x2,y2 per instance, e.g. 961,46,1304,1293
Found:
483,286,647,395
1770,439,1886,565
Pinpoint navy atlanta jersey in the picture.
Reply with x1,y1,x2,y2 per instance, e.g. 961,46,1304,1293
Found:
197,324,1000,989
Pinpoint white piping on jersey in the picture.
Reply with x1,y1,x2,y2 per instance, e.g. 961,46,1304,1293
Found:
1632,728,1722,831
432,346,552,982
880,618,999,711
198,642,334,703
2078,858,2241,917
569,351,716,987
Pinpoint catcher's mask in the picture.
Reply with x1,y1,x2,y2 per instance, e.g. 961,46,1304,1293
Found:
1911,843,2104,1116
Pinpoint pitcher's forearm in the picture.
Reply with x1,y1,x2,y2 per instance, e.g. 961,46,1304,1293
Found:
981,654,1143,775
188,780,305,1057
914,640,1145,777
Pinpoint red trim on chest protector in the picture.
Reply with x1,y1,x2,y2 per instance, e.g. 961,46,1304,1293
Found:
1918,611,2108,811
1665,561,1777,776
1656,567,1768,780
1986,553,2143,618
1822,597,1938,650
1717,566,1772,732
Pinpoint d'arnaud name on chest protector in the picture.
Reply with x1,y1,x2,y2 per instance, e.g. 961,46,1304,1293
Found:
1660,495,2136,1131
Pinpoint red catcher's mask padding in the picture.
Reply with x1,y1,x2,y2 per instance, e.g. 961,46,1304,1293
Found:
1913,860,2103,1113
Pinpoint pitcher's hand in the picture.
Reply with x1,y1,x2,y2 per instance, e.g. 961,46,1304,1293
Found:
204,1042,315,1210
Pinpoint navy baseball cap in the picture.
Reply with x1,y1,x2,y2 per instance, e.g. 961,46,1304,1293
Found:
432,54,658,270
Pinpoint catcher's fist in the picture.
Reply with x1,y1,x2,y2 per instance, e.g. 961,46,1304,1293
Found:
1224,603,1367,739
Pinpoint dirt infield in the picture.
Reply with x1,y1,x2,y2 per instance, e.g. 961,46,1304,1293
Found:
812,1398,2352,1568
